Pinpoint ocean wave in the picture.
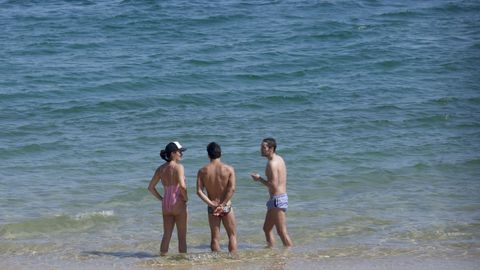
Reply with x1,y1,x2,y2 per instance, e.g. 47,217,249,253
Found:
310,30,356,41
374,59,403,69
5,143,49,155
433,96,459,105
431,2,480,13
408,96,480,118
189,13,251,25
0,89,68,103
467,96,480,104
102,188,150,207
378,10,423,18
403,113,452,125
464,158,480,167
394,222,480,242
318,216,394,238
259,93,312,104
432,158,480,173
45,95,171,116
0,211,117,240
80,79,155,93
74,210,114,220
66,41,103,50
186,57,239,66
0,140,72,159
413,162,430,170
233,69,308,81
0,241,63,256
391,158,480,174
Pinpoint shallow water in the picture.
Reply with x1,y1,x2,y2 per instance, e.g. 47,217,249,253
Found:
1,0,479,268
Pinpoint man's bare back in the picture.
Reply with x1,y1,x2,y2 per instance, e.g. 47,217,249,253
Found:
196,142,237,252
198,160,235,206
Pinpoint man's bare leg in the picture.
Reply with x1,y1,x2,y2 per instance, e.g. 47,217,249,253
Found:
273,209,293,247
208,214,222,252
221,210,237,252
263,210,276,248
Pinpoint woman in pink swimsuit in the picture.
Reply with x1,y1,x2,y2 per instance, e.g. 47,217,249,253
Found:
148,141,188,255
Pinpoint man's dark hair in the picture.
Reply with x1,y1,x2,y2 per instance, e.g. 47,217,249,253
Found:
207,142,221,159
262,137,277,152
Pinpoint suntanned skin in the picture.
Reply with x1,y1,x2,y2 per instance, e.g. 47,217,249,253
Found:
251,141,293,248
197,158,237,252
148,150,188,255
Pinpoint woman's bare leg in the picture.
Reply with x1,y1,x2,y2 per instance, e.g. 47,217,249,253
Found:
161,214,175,255
175,207,188,253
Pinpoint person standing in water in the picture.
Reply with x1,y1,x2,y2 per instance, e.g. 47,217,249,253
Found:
197,142,238,253
148,141,188,255
251,138,293,248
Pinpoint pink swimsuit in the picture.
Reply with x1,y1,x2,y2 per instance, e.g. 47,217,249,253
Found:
163,185,181,212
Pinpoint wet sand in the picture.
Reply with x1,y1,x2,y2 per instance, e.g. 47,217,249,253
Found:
2,251,479,270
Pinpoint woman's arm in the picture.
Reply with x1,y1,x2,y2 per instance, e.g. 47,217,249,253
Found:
148,168,163,201
176,164,188,203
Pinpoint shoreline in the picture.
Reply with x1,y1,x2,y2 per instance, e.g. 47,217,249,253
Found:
1,250,479,270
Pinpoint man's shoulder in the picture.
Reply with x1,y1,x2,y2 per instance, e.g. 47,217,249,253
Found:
268,155,284,168
221,162,233,169
219,163,234,174
197,164,209,174
273,154,285,163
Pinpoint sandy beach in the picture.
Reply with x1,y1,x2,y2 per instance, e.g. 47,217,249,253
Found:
2,250,480,270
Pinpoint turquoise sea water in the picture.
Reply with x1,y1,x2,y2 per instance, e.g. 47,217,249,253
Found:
1,0,479,269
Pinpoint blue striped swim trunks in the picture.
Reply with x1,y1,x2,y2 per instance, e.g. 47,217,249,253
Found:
266,193,288,211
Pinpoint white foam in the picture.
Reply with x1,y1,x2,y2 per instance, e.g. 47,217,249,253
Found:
74,210,114,220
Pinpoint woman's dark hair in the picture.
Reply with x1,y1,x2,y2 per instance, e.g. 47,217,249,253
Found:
160,142,180,162
207,142,221,159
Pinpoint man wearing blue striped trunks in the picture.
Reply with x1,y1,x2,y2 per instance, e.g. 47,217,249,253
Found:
251,138,293,248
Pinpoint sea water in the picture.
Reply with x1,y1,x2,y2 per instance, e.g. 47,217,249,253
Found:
1,0,479,269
